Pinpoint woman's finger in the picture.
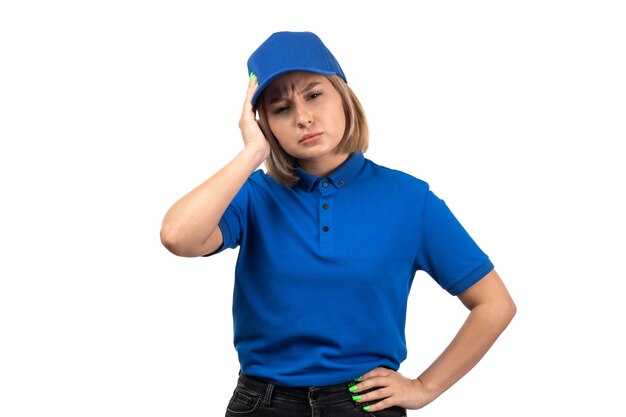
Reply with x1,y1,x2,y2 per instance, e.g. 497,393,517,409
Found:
240,73,259,126
351,376,388,394
353,386,391,403
243,73,258,109
360,367,393,383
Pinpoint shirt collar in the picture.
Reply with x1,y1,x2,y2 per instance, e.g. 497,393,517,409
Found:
295,152,365,191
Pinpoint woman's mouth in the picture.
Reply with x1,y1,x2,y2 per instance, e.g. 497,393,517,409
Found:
300,132,322,144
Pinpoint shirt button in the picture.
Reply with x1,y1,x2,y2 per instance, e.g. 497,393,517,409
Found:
322,203,329,210
338,180,345,187
322,182,329,188
322,226,329,232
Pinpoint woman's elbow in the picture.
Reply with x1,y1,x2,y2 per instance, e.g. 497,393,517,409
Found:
499,296,517,327
505,299,517,321
160,224,191,256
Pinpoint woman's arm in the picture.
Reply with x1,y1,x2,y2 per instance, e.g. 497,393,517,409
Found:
353,269,516,412
160,75,269,257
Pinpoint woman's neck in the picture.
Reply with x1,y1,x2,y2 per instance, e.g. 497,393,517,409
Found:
297,152,350,178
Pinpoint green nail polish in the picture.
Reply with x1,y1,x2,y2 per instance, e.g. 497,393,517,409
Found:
349,384,358,393
363,405,372,411
352,395,361,401
249,72,255,80
354,376,363,382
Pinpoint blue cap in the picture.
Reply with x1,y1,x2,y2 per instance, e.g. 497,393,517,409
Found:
247,31,347,105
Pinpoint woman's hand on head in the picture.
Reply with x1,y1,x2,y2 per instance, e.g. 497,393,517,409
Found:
239,74,271,160
351,368,436,412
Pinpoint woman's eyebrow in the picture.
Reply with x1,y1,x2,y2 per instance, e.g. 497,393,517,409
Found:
267,95,285,105
300,81,321,93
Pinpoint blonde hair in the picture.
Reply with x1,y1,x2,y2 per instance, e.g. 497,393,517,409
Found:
255,75,369,187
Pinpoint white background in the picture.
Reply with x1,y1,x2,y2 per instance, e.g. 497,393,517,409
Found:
1,1,624,416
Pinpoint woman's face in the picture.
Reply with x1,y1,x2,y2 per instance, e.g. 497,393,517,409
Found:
263,71,346,167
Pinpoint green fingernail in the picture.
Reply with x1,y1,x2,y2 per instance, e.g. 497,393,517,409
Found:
354,376,363,382
349,385,358,393
249,72,255,80
255,82,259,87
352,395,362,401
363,405,372,411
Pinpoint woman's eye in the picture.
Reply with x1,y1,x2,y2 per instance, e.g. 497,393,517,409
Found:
308,93,322,100
274,106,289,114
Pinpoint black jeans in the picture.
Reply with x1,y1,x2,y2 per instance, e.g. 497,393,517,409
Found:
225,372,407,417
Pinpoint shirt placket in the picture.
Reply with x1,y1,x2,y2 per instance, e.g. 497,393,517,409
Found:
318,179,335,255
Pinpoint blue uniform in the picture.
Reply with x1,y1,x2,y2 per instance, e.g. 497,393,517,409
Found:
210,152,494,387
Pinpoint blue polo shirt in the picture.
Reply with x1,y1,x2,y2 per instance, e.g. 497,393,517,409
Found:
211,152,493,387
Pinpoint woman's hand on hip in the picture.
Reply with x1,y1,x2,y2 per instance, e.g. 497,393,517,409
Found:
352,367,434,412
239,74,270,160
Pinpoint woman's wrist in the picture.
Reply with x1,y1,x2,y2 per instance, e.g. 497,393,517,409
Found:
412,377,440,407
239,145,269,169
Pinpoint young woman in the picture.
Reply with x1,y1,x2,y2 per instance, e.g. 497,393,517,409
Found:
161,31,516,417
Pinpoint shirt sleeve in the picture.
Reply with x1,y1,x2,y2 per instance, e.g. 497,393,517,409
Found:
202,176,252,257
415,186,494,295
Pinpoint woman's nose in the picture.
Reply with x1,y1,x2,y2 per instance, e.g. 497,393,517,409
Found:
295,104,313,127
